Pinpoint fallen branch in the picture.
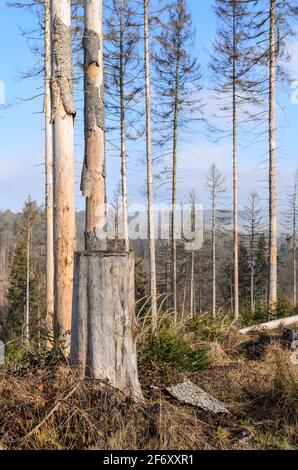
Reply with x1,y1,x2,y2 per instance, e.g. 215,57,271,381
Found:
20,382,81,444
239,315,298,335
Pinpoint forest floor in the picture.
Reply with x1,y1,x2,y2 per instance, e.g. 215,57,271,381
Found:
0,319,297,450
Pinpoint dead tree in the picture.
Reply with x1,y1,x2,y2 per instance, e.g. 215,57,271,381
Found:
154,0,203,317
241,191,263,313
210,0,261,320
44,0,54,343
81,0,106,250
205,163,226,319
71,0,143,399
284,170,298,309
268,0,277,316
143,0,157,329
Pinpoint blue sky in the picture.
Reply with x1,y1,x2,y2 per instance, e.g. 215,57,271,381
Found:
0,0,297,214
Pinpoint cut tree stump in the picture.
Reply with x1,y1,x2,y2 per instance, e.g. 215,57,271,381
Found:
71,251,143,400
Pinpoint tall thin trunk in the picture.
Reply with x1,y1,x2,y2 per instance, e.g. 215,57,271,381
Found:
81,0,106,250
51,0,76,341
293,172,297,308
172,34,180,321
190,250,195,318
232,0,239,320
25,222,30,345
181,261,187,318
44,0,54,344
268,0,277,315
120,0,129,251
144,0,157,329
212,188,216,319
250,200,255,313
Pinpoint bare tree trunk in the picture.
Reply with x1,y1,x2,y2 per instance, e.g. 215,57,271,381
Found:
232,2,239,321
293,171,297,308
144,0,157,329
71,251,143,400
51,0,76,342
120,0,129,252
212,189,216,319
45,0,54,345
81,0,106,250
268,0,277,316
172,54,179,321
25,222,31,345
190,251,195,318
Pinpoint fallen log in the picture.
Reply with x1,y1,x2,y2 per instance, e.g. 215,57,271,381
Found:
239,315,298,335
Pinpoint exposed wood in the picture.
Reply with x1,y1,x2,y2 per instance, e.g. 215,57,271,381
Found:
71,251,143,400
51,0,76,343
44,0,54,345
239,316,298,335
81,0,106,250
120,0,129,252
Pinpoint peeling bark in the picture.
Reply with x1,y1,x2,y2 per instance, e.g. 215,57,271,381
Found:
81,0,106,251
51,0,76,344
51,17,76,119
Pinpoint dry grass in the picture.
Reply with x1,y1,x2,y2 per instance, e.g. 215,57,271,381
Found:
0,325,297,450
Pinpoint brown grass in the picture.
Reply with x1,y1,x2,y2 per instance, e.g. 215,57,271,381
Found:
0,327,297,450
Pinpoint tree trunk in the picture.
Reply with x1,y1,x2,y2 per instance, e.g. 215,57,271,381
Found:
25,222,30,345
144,0,157,329
268,0,277,316
212,190,216,319
293,172,297,308
45,0,54,346
190,251,195,318
51,0,76,343
250,220,255,313
81,0,106,250
71,251,143,400
172,53,179,321
120,0,129,252
232,2,239,321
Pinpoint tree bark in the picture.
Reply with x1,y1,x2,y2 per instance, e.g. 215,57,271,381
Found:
268,0,277,316
51,0,76,342
25,222,30,345
45,0,54,345
212,187,216,319
81,0,106,250
144,0,157,329
293,171,297,308
190,251,195,318
232,1,239,321
172,44,179,321
120,0,129,252
71,251,143,400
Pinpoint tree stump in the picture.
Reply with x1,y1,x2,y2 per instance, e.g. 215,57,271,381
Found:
71,251,143,400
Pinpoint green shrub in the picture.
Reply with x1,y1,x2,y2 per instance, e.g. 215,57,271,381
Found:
140,321,209,373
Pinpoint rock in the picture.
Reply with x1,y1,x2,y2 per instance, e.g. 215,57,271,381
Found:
166,380,230,414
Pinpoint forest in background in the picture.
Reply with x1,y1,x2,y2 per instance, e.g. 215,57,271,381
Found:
0,0,298,452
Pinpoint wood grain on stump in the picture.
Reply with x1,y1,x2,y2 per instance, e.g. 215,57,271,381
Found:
71,251,143,400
